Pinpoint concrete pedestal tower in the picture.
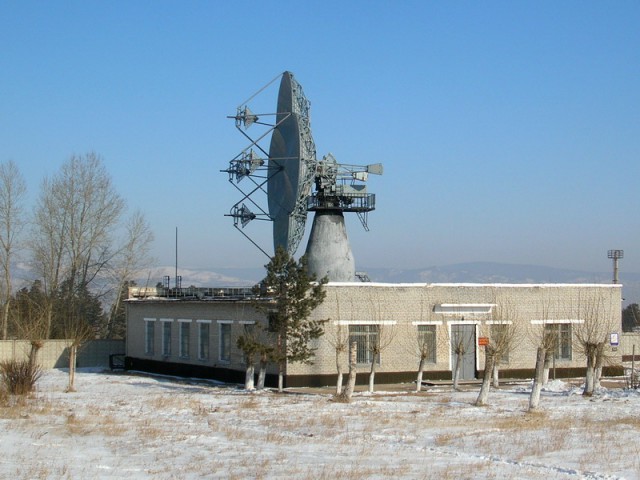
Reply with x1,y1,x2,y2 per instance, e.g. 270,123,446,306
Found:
305,210,355,282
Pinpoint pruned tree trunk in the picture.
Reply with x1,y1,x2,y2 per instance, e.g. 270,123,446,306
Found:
594,341,604,390
244,363,255,391
2,299,9,341
491,360,500,388
28,340,43,369
476,346,495,406
67,344,77,392
368,352,378,393
529,347,546,410
341,342,357,402
583,343,597,396
542,350,552,385
416,355,426,392
335,350,344,395
278,362,284,393
46,308,53,340
257,354,267,390
452,347,464,391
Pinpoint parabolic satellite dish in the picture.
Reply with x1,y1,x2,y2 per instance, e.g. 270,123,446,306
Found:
223,71,382,281
267,72,316,255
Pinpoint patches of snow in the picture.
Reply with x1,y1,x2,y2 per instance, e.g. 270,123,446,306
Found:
3,368,640,478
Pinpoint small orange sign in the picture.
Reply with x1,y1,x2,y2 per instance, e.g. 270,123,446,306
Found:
478,337,489,346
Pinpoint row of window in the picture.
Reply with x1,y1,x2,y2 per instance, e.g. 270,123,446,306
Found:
144,319,238,362
349,323,573,365
144,319,574,366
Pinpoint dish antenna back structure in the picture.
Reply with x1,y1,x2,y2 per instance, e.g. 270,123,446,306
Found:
222,71,382,282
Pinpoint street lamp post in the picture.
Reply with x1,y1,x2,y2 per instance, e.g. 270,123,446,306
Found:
607,249,624,284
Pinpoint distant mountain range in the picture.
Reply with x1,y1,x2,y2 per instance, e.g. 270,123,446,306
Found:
150,262,640,306
14,261,636,309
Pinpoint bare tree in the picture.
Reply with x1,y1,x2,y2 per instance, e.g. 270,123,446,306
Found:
572,292,617,396
30,173,66,338
12,282,48,367
451,335,466,391
324,293,352,395
30,153,125,338
594,342,606,390
414,325,434,392
475,341,497,406
64,314,95,392
528,297,559,411
360,322,396,394
326,323,349,395
361,295,397,393
488,298,521,389
335,342,357,402
398,293,444,393
105,210,154,338
529,343,548,410
475,298,520,406
0,160,27,340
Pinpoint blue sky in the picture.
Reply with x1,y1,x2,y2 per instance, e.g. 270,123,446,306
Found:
2,1,639,273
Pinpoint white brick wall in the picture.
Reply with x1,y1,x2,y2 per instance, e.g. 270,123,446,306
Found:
126,283,622,380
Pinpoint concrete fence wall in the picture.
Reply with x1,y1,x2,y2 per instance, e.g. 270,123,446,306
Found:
0,339,125,369
621,333,640,362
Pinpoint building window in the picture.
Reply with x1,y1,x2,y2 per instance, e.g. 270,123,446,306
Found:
179,321,190,358
242,322,255,337
545,323,572,360
198,322,210,360
349,325,379,365
417,325,437,363
219,322,231,362
144,319,155,355
491,323,510,363
161,320,172,356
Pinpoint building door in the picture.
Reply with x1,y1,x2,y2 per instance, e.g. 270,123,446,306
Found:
450,324,476,380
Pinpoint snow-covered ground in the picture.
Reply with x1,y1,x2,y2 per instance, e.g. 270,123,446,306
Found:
1,369,639,479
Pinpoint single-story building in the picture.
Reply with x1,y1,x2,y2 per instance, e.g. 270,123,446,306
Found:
125,282,623,387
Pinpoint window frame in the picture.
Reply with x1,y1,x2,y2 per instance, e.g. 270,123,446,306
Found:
178,319,191,359
197,320,211,361
161,319,172,357
349,324,380,365
417,324,437,364
545,323,572,361
218,321,232,363
144,318,156,355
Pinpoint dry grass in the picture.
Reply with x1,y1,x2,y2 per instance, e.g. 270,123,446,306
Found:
5,372,640,479
136,417,165,440
0,389,54,420
239,395,260,409
296,463,412,480
15,462,71,480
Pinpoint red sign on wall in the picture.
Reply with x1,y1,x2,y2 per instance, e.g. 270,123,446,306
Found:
478,337,489,346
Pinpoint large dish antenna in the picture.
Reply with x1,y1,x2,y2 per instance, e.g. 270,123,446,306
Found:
222,71,315,257
223,71,382,281
267,72,316,255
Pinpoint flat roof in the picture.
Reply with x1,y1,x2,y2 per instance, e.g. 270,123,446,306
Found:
326,282,622,288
